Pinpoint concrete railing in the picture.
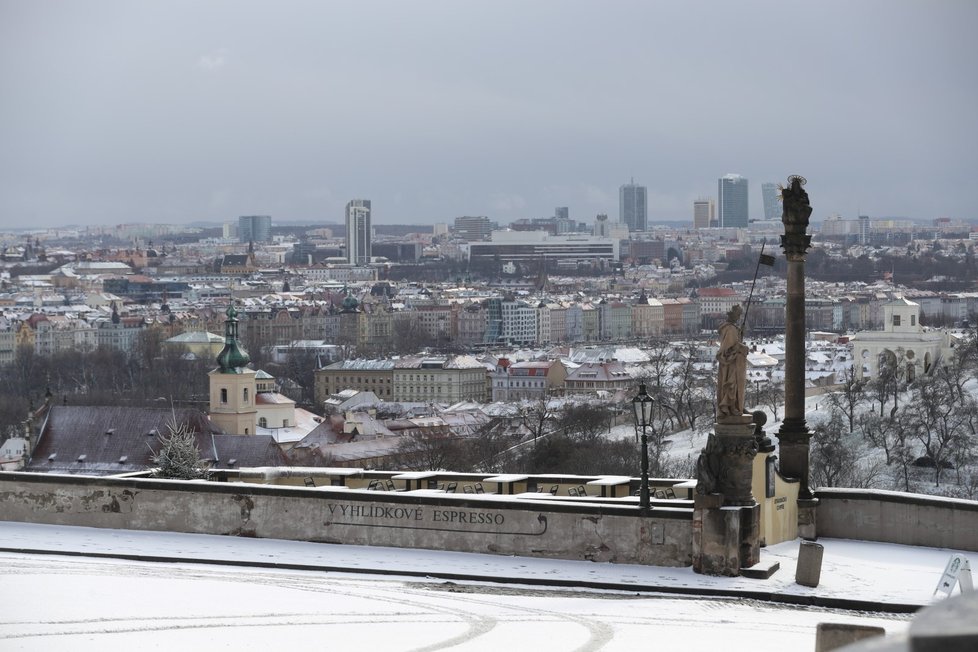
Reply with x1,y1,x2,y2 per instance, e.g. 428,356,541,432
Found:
815,487,978,552
0,471,693,567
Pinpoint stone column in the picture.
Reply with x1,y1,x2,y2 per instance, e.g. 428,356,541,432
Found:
777,177,818,537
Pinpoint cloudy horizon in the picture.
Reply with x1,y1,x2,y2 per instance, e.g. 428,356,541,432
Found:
1,0,976,228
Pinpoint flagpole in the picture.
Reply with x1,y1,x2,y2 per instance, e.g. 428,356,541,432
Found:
740,238,769,334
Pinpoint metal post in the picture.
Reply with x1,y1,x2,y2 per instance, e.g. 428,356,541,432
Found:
640,424,650,512
632,383,654,514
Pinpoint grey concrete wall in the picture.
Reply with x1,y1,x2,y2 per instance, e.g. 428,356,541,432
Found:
816,488,978,552
0,472,693,567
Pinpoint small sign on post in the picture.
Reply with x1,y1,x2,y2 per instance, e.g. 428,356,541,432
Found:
933,554,974,598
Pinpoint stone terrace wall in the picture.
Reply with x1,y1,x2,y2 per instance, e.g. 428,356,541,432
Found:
0,472,693,567
816,488,978,552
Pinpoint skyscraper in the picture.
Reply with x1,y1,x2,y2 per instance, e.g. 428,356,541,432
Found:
619,179,647,232
693,199,715,229
717,174,749,228
238,215,271,243
761,182,780,221
346,199,372,265
858,215,870,245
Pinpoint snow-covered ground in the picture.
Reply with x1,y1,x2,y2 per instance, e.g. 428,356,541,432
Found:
1,521,972,651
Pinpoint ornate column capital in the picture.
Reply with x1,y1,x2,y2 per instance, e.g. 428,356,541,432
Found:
780,234,813,260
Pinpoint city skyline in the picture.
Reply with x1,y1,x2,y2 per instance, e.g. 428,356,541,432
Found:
1,1,976,228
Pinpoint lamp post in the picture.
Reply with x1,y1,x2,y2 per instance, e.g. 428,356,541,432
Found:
632,383,654,512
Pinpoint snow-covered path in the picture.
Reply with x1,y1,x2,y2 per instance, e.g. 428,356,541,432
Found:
2,521,972,650
2,552,908,652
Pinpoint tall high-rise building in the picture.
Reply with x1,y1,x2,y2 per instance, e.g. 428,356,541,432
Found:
555,207,569,221
346,199,372,265
619,179,647,233
693,199,715,229
238,215,271,243
858,215,870,245
761,182,780,221
717,174,749,228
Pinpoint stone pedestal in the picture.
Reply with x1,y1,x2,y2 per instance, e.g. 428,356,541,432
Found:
692,502,760,576
692,417,761,576
714,417,759,506
798,497,819,541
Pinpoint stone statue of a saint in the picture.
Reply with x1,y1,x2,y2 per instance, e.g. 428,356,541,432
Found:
781,176,813,229
716,304,749,420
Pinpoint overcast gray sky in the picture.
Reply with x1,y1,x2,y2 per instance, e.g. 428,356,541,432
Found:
1,0,976,228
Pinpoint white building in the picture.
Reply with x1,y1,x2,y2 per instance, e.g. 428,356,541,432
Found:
467,231,619,267
851,297,957,382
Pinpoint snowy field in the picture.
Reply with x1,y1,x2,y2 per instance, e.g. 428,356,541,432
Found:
2,521,972,651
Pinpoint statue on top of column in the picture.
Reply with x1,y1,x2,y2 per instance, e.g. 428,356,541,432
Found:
716,304,749,421
781,175,813,231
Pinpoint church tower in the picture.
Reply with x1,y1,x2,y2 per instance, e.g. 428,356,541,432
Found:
208,304,258,435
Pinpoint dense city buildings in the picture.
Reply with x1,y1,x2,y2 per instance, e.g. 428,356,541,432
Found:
718,174,749,228
619,179,647,233
2,212,977,510
238,215,272,243
346,199,372,265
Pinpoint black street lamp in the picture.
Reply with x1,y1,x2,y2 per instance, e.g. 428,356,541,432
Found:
632,383,654,512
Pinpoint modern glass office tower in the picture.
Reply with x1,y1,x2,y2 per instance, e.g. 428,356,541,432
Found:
619,179,647,232
718,174,749,228
346,199,372,265
238,215,271,243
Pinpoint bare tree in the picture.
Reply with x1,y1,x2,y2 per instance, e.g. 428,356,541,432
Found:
810,408,885,489
465,419,520,473
759,378,785,423
519,398,558,442
904,374,976,487
867,351,898,417
827,366,867,433
393,430,465,471
556,403,612,444
857,411,900,465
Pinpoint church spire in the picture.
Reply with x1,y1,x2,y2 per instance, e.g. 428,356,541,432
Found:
215,303,251,373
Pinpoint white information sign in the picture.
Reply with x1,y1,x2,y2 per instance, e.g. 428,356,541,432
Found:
933,554,974,597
